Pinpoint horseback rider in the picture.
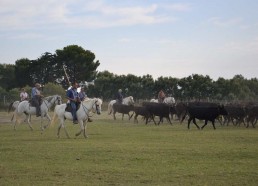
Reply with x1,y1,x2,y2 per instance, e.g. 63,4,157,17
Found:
158,90,166,103
115,89,123,104
78,87,87,101
31,83,43,117
66,82,80,124
20,88,29,101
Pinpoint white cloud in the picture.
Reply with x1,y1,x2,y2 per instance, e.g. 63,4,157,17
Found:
0,0,177,31
208,17,243,27
118,38,131,43
218,36,258,54
8,33,44,40
161,3,192,11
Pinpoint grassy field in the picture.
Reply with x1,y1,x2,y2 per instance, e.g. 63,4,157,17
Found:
0,111,258,186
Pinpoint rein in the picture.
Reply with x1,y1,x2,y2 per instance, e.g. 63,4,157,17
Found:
42,99,49,110
42,96,54,110
81,100,98,118
42,96,58,110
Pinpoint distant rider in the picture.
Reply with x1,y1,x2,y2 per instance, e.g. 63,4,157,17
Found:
116,89,123,104
158,90,166,103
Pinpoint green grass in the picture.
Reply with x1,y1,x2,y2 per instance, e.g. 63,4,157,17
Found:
0,111,258,185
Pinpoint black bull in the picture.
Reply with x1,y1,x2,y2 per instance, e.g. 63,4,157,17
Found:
187,103,228,130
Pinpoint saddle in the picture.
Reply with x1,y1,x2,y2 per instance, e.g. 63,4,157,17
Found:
65,102,81,113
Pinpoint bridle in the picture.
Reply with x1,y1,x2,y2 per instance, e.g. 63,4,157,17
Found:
81,99,101,118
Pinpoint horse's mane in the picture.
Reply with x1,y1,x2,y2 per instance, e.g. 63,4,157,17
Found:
124,96,133,100
44,95,59,102
44,96,53,102
83,98,102,104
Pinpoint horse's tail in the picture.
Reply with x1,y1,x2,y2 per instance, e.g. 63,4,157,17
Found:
13,109,21,124
8,102,14,113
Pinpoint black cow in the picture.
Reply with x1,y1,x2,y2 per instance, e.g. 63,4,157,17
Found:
224,104,247,126
112,103,134,120
187,102,228,130
133,106,152,124
142,102,172,125
175,102,188,123
246,105,258,128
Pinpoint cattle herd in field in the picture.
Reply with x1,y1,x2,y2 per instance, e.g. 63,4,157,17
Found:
108,97,258,130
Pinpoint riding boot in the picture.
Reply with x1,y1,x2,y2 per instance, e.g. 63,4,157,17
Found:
36,106,41,117
88,118,93,122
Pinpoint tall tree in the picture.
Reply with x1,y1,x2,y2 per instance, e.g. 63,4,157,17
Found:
0,64,16,90
89,71,117,100
29,52,56,85
55,45,100,87
15,58,32,87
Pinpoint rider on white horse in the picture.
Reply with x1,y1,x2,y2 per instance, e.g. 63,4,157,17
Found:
115,89,123,104
31,83,43,117
66,82,80,124
20,88,29,101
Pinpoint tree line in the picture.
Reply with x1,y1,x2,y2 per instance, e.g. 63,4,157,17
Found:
1,45,258,105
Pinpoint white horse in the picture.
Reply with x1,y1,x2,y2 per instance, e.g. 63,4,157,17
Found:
51,98,102,139
164,97,176,105
150,99,158,103
14,95,62,131
107,96,134,115
150,97,175,105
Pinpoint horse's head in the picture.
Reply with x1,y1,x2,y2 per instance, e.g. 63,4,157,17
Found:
129,96,134,105
54,95,62,105
93,98,102,115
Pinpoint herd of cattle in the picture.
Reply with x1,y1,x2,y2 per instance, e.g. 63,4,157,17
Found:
108,96,258,129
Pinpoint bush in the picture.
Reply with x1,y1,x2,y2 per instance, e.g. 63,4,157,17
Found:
42,83,66,100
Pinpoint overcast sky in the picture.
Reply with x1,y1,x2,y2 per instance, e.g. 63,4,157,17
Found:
1,0,258,80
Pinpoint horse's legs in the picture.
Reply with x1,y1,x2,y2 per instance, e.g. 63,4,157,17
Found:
14,119,18,130
57,119,70,138
42,114,51,130
26,114,33,131
83,121,88,139
113,112,116,120
11,113,15,122
63,128,70,138
62,122,70,139
57,122,62,138
40,116,44,131
75,120,85,138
